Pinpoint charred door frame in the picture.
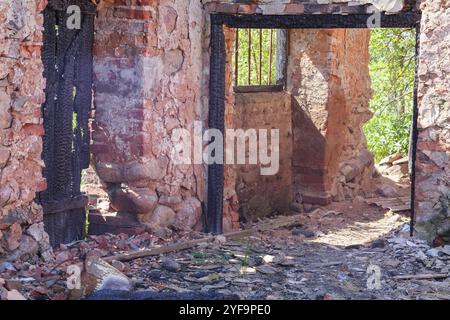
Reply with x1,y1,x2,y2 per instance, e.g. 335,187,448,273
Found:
39,1,95,246
207,13,422,235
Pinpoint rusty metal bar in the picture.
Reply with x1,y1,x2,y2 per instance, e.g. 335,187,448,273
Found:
268,29,273,84
235,29,239,87
259,29,262,85
247,29,251,85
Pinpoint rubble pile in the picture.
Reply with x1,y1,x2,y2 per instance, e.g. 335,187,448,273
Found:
2,200,450,300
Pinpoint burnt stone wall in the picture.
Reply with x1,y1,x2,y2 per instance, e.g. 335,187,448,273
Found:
2,0,448,259
0,0,52,262
415,0,450,244
92,0,206,234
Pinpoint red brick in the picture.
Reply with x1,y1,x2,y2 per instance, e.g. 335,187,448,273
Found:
21,124,44,136
113,8,152,20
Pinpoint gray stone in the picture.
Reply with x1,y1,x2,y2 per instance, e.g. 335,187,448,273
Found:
303,203,314,213
0,262,16,273
256,265,278,275
437,220,450,238
415,250,428,261
174,197,203,231
426,248,441,258
8,235,39,262
376,185,399,198
292,228,315,238
440,246,450,256
290,202,304,213
161,259,181,272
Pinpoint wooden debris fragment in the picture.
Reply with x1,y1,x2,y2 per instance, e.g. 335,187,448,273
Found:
103,229,254,263
104,211,314,263
393,273,449,281
364,196,411,212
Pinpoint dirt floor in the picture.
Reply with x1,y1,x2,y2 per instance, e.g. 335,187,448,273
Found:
2,197,450,300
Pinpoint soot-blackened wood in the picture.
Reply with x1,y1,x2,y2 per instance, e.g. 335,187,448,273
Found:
207,23,226,235
39,1,95,246
73,10,95,193
41,9,58,205
410,24,421,236
212,13,421,29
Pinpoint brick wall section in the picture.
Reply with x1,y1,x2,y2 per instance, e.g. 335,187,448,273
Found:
0,0,52,262
287,29,373,205
414,0,450,244
92,0,207,233
233,92,293,221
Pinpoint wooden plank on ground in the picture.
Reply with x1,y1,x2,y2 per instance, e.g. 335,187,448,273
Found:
393,273,449,281
390,205,412,212
103,211,316,263
364,196,411,212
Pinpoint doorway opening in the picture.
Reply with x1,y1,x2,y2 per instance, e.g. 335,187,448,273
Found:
207,14,421,240
364,27,417,211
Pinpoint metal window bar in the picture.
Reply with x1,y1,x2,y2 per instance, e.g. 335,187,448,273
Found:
234,28,278,87
248,28,251,85
269,29,273,84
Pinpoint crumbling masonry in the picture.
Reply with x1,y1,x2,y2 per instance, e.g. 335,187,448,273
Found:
0,0,449,261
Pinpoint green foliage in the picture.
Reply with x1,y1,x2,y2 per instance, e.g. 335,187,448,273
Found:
191,251,228,266
233,29,278,86
364,28,416,163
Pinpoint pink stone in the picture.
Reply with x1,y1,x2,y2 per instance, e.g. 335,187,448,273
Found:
174,197,202,231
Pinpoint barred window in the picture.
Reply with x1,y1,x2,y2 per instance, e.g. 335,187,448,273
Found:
233,29,287,92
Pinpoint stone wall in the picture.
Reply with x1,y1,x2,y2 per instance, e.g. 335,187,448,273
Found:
92,0,206,233
82,0,450,244
415,0,450,244
287,28,374,206
0,0,52,262
233,92,293,221
2,0,448,261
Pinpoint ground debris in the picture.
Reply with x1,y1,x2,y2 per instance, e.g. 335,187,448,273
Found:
2,200,450,300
